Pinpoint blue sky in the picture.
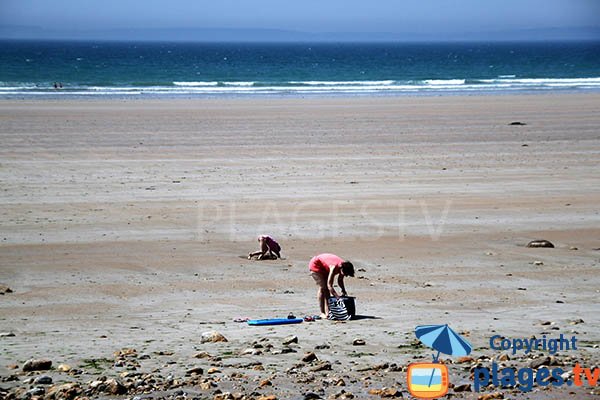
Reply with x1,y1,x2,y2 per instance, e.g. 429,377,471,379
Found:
1,0,599,40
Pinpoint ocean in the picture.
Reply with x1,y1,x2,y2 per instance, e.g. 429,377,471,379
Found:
1,40,599,98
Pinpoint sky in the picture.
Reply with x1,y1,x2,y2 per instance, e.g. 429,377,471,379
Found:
1,0,599,41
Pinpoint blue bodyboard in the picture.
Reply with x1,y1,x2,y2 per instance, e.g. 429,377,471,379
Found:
247,318,303,326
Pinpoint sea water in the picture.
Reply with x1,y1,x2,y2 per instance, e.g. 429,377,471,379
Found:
1,40,599,98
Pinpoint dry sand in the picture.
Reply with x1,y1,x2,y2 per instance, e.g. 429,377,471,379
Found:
0,94,599,399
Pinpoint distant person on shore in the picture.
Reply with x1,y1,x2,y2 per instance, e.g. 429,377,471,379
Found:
309,253,354,318
248,235,281,260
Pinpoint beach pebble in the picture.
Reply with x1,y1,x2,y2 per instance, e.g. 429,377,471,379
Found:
207,367,221,374
569,318,584,325
283,335,299,345
0,332,15,337
33,375,53,385
478,393,504,400
194,351,213,359
22,358,52,371
27,387,46,396
104,378,127,395
533,260,544,266
529,356,551,369
509,121,526,126
457,356,475,364
57,363,72,372
352,339,366,346
46,383,82,400
0,284,13,294
526,240,554,248
185,366,204,375
310,361,332,372
315,344,330,350
453,383,472,392
303,392,322,399
302,352,318,363
368,387,401,397
201,330,228,343
569,246,578,250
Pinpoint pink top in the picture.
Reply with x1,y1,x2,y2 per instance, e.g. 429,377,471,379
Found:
309,253,344,274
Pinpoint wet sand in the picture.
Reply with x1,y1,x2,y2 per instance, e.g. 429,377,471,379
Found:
1,94,599,399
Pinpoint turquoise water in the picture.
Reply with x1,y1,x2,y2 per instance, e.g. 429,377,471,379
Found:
1,40,599,97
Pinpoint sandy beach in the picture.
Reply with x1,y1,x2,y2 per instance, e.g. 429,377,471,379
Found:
1,94,599,399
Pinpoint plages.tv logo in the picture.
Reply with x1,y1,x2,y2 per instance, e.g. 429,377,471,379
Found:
407,324,472,399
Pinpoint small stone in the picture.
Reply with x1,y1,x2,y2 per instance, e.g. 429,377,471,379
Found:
27,387,46,396
304,392,322,400
456,356,474,364
22,359,52,371
105,378,127,395
453,383,471,392
57,363,72,372
185,366,204,375
201,331,228,343
368,387,401,397
257,396,277,400
529,356,551,369
302,352,318,363
315,344,330,349
259,379,272,387
352,339,366,346
46,382,82,400
570,318,584,325
478,393,504,400
527,240,554,248
533,260,544,266
283,335,298,345
569,246,578,250
207,367,221,374
497,353,510,362
509,121,526,126
540,321,552,325
310,361,332,372
33,375,53,385
0,332,15,337
0,284,13,294
194,351,212,358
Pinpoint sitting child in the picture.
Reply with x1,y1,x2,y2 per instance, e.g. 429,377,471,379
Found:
248,235,282,260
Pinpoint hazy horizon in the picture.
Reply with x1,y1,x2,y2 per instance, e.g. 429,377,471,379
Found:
1,0,599,42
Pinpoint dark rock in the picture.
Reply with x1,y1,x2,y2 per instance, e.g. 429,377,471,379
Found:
186,366,204,375
22,359,52,371
302,352,318,363
509,122,526,126
453,383,472,392
526,240,554,248
0,332,15,337
304,392,322,400
315,344,330,350
352,339,366,346
0,284,12,294
33,375,53,385
105,378,127,395
310,361,332,372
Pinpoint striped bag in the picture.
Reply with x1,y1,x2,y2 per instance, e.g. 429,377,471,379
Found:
327,296,356,320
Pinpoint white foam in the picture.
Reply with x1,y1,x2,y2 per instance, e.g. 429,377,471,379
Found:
423,79,466,85
289,80,395,86
173,81,219,86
